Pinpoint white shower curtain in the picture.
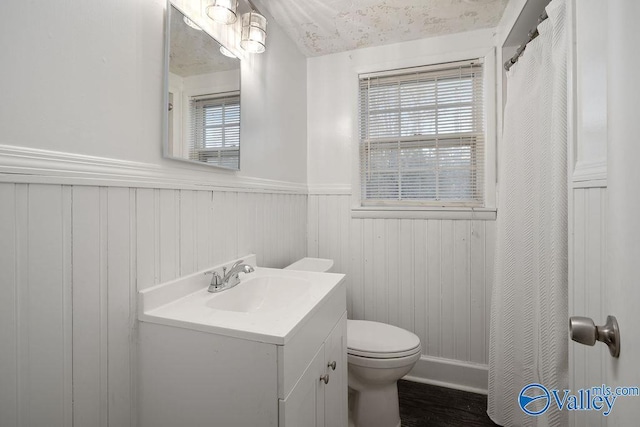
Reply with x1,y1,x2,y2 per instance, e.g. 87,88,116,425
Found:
488,0,568,426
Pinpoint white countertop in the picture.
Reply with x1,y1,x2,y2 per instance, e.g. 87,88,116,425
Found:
138,257,345,345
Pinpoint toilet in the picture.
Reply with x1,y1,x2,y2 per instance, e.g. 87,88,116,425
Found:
285,258,422,427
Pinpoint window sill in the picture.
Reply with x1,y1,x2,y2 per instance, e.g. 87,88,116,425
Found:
351,206,497,220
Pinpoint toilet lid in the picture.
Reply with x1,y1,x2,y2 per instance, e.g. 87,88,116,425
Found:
347,320,421,359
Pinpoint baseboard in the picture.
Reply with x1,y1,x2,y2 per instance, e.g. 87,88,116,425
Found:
403,355,488,395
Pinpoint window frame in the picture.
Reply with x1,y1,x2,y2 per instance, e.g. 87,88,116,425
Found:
350,48,497,220
189,91,241,167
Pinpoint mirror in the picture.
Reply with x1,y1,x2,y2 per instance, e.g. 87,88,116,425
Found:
165,4,241,170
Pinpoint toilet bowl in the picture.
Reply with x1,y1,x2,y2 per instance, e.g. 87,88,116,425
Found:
347,320,421,427
285,258,422,427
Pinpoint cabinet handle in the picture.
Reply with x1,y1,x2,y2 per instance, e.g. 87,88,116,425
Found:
320,374,330,384
327,361,337,371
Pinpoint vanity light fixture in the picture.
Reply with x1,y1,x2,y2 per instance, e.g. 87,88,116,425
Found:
206,0,238,25
219,46,237,58
240,11,267,53
183,16,202,31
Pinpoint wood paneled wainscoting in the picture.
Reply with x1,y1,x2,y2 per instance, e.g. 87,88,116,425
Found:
308,194,496,393
0,183,306,427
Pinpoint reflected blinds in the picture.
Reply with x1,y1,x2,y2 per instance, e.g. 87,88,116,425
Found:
359,60,484,206
189,91,240,168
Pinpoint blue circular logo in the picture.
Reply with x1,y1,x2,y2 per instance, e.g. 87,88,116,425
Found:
519,383,551,416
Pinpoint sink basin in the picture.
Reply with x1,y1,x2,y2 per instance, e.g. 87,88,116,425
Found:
138,255,346,344
206,275,311,313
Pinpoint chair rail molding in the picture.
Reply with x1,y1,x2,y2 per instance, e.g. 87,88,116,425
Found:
572,159,607,188
307,184,352,195
0,144,307,194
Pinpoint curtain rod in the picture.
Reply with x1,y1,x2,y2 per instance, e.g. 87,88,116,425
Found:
503,10,549,71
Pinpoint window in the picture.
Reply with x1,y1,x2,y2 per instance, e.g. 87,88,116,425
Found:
189,91,240,169
359,60,484,207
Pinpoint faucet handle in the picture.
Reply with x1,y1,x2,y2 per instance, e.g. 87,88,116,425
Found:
205,270,222,286
205,271,224,292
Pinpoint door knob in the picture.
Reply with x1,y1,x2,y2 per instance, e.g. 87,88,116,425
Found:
569,315,620,358
328,361,337,371
320,374,330,384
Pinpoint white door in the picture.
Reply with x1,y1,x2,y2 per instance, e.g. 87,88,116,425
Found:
602,0,640,424
570,1,640,425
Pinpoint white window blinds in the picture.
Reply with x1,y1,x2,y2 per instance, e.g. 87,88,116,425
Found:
189,91,240,169
359,60,484,206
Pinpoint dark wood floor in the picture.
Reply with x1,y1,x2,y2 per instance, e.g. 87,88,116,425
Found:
398,380,498,427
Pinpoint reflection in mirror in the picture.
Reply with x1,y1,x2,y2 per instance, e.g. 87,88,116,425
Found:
165,5,241,170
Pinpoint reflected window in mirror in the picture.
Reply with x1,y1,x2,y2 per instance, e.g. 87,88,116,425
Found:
190,92,240,167
165,4,241,170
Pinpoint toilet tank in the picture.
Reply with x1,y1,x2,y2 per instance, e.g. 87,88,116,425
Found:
284,257,334,273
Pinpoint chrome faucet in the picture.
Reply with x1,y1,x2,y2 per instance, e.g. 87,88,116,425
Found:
205,260,255,293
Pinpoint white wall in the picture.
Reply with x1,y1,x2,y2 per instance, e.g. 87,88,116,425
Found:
0,0,308,426
571,0,607,182
0,0,307,185
306,28,496,189
306,30,498,392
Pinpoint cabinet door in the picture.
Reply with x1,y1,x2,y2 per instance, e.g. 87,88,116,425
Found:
279,345,325,427
324,314,348,427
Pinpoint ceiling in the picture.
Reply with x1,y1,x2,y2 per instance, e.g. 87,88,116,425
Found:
256,0,509,57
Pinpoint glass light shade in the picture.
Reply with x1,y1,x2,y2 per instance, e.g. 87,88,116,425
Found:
240,12,267,53
183,16,202,31
206,0,238,25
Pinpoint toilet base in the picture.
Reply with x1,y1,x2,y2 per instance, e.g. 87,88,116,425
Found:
349,384,402,427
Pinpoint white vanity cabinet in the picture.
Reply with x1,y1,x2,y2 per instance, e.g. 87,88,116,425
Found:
138,265,347,427
279,314,347,427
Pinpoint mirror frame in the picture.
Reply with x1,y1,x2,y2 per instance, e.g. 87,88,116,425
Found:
162,1,242,171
